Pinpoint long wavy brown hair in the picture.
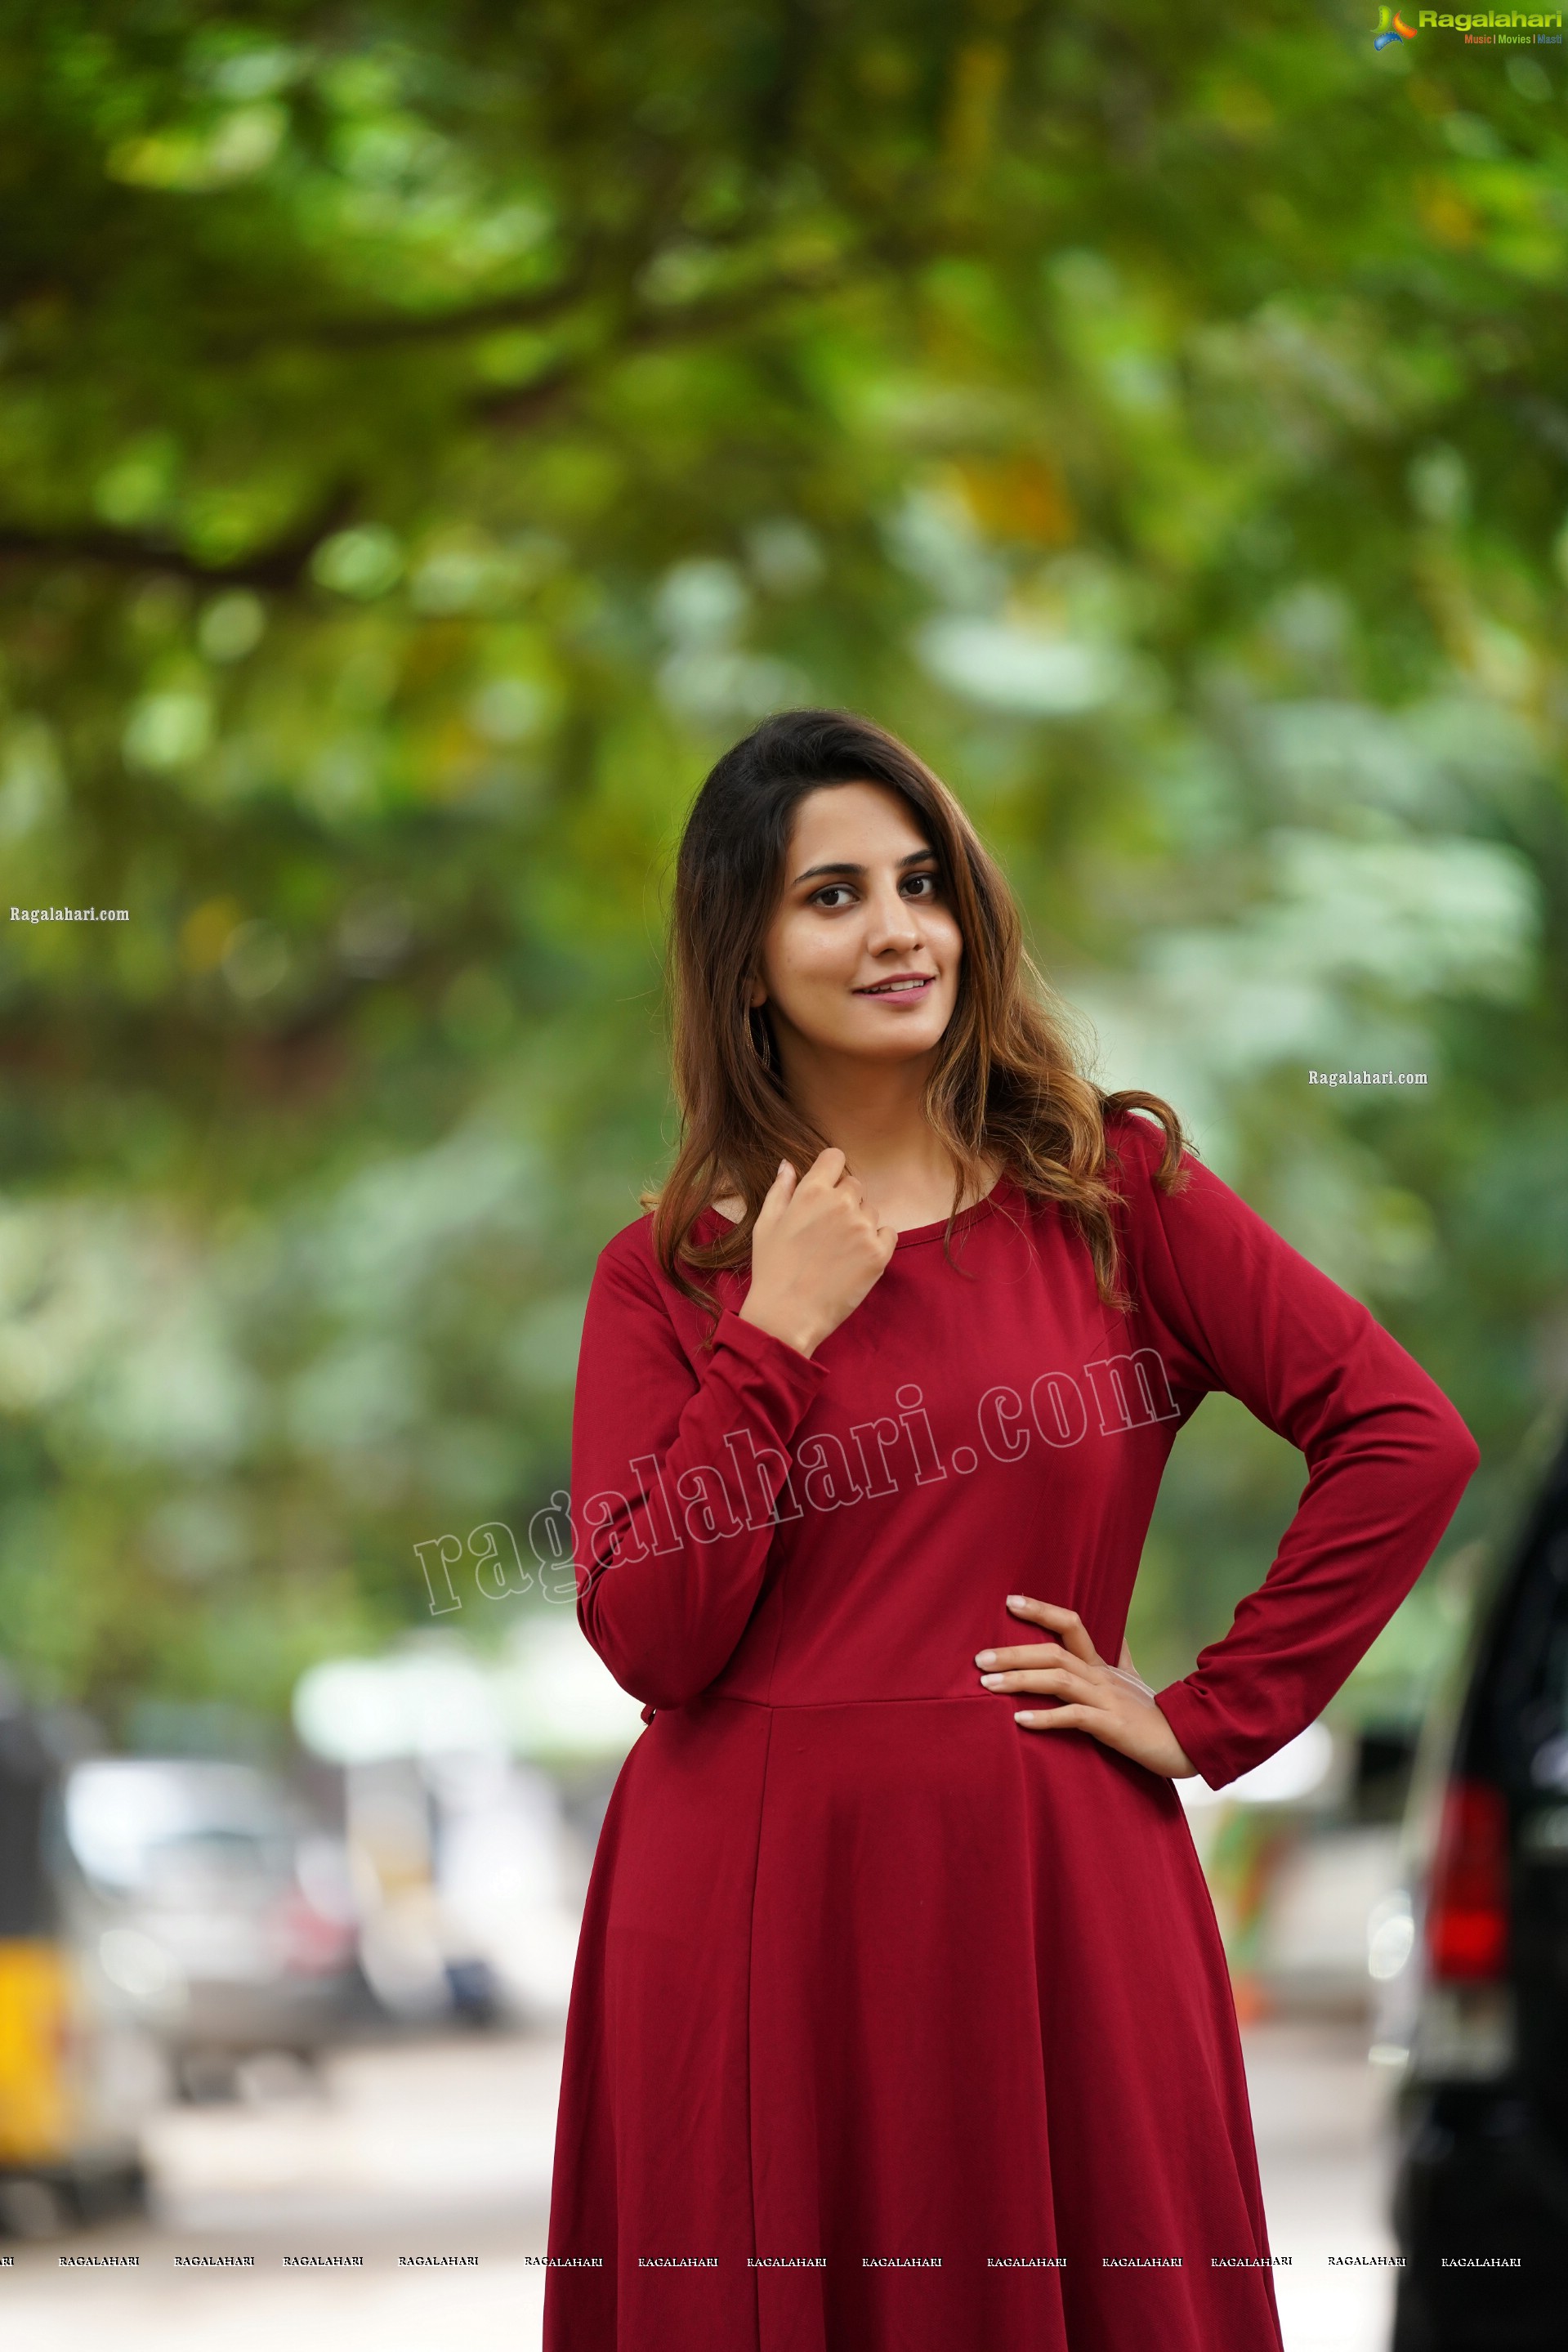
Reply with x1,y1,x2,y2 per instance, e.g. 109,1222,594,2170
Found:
646,709,1192,1328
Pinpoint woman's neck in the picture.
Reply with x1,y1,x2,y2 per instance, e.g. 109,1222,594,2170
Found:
713,1150,998,1233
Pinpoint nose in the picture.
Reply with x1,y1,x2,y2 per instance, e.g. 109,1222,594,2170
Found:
864,883,923,954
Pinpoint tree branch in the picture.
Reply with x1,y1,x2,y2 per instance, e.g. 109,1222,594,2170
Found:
209,272,592,355
0,482,360,589
471,271,849,431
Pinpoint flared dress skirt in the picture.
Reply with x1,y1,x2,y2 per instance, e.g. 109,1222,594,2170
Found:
545,1690,1282,2350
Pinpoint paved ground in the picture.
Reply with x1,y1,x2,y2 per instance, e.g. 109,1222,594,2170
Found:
0,2016,1396,2349
1246,2019,1400,2352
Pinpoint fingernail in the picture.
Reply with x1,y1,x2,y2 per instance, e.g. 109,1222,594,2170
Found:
975,1650,995,1667
981,1675,1004,1688
1006,1594,1026,1607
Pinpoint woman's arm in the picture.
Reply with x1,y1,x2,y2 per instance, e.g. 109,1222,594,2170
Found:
1114,1117,1481,1791
570,1230,828,1710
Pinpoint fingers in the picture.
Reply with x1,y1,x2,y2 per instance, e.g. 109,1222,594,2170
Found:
801,1146,847,1191
753,1160,797,1232
990,1657,1184,1773
1005,1596,1099,1666
976,1643,1078,1672
979,1662,1094,1698
831,1166,868,1216
1014,1704,1096,1733
797,1149,864,1215
799,1146,878,1227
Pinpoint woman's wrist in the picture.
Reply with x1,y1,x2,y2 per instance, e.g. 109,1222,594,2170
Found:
738,1291,822,1360
1150,1695,1198,1777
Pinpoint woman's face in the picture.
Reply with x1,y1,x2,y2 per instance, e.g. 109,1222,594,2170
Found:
750,782,963,1067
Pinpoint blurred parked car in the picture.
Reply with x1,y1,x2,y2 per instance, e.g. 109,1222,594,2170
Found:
1377,1410,1568,2350
1177,1715,1418,2016
0,1685,147,2234
293,1638,618,2028
60,1757,360,2101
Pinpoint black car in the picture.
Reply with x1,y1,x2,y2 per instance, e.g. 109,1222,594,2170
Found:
1382,1407,1568,2350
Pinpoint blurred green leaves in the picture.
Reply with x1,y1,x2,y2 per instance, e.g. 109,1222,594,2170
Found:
0,0,1565,1725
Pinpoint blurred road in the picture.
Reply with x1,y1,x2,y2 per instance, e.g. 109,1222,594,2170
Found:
1248,2019,1399,2352
0,2033,558,2350
0,2018,1394,2349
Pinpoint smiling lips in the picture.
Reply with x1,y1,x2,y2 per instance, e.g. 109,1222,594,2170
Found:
854,973,935,1001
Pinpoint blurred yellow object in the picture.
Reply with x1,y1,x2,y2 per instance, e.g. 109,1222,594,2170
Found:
0,1938,74,2166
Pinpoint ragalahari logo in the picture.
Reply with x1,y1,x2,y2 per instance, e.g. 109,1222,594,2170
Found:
1374,4,1418,39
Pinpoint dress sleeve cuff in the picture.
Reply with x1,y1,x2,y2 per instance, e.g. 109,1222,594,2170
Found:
712,1305,829,1400
1152,1679,1240,1793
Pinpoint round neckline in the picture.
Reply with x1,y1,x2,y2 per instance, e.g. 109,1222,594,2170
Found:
699,1174,1011,1252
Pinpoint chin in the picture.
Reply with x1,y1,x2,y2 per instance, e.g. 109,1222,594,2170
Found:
842,1017,951,1058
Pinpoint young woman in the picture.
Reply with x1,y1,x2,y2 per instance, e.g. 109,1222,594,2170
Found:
543,709,1479,2352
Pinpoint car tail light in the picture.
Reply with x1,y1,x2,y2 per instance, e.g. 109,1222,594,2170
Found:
1427,1777,1509,1982
273,1889,356,1976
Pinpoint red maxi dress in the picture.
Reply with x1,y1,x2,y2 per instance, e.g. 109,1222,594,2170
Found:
543,1110,1480,2352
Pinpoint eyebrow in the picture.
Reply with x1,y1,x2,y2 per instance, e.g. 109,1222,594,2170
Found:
791,848,938,887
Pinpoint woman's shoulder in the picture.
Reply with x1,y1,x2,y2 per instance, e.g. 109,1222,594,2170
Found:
595,1199,730,1297
1098,1104,1190,1195
594,1207,662,1290
1090,1107,1219,1277
585,1214,695,1348
1097,1106,1280,1288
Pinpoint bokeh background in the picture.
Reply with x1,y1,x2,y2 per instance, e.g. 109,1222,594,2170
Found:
2,3,1566,2345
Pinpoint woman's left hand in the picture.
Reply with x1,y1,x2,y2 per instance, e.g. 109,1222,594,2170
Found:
975,1595,1198,1779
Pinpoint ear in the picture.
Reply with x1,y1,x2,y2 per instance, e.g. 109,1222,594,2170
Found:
747,980,767,1009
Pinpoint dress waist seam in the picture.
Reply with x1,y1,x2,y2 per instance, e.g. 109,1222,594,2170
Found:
685,1692,1002,1714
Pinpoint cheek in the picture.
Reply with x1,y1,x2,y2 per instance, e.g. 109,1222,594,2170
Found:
929,908,964,972
770,916,856,988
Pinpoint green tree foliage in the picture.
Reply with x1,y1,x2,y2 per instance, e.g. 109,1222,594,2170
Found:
0,1,1563,1724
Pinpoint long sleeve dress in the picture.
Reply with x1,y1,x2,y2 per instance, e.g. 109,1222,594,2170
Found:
542,1109,1481,2352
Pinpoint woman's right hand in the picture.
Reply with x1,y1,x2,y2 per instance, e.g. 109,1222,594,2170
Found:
738,1149,897,1359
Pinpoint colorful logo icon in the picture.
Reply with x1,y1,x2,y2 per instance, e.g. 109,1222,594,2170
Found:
1374,6,1418,42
